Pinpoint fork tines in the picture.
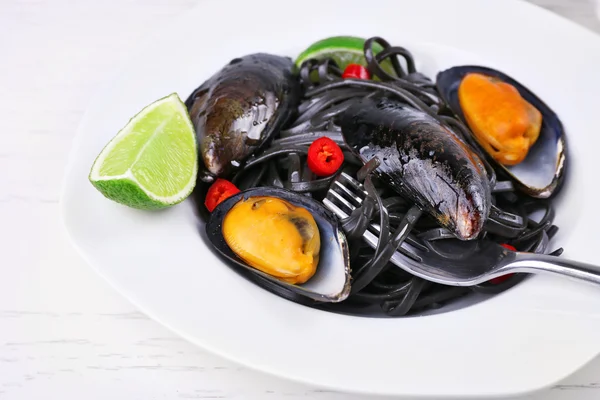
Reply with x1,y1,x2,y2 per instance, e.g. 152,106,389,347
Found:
324,172,425,264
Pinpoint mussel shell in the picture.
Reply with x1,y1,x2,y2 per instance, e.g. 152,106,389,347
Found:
185,53,301,179
339,96,491,241
205,186,351,303
436,66,567,198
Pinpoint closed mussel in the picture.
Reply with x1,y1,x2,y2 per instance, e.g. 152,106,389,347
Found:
436,66,567,198
185,53,301,180
205,187,351,302
339,96,491,241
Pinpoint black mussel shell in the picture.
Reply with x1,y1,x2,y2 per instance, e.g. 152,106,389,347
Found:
436,65,567,198
205,186,351,303
185,53,301,180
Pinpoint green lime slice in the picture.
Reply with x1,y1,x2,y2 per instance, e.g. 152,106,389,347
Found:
295,36,397,78
89,93,198,210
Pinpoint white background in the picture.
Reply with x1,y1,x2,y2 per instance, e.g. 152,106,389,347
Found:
2,0,600,399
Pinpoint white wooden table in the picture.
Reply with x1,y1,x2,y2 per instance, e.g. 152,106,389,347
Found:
2,1,600,399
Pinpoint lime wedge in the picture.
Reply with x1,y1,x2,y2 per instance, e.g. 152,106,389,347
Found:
295,36,397,78
89,93,198,210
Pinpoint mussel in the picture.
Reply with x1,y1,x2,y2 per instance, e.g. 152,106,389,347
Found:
339,96,492,241
205,186,351,302
185,53,301,181
436,66,567,198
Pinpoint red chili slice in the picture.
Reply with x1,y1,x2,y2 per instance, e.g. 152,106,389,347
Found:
489,243,517,284
307,137,345,177
342,64,370,80
204,179,241,212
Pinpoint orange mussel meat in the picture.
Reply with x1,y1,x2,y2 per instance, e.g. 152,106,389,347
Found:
222,196,320,285
458,73,542,166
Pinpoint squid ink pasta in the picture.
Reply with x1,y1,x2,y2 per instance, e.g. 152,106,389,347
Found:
187,36,566,317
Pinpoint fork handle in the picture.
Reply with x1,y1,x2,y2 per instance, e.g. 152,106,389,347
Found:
510,253,600,286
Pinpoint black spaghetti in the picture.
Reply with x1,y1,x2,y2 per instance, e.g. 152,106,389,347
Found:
192,36,563,317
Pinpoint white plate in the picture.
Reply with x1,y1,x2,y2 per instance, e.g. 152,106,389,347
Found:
61,0,600,397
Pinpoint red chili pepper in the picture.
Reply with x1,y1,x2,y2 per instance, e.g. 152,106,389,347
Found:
489,243,517,284
342,64,370,80
204,179,240,212
501,243,517,251
307,137,345,177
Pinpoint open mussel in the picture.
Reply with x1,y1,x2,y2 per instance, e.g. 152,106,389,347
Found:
339,96,492,241
205,186,351,302
436,66,567,198
185,53,301,181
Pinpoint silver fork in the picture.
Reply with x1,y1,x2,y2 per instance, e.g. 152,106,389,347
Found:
323,172,544,267
323,172,428,265
324,172,600,287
